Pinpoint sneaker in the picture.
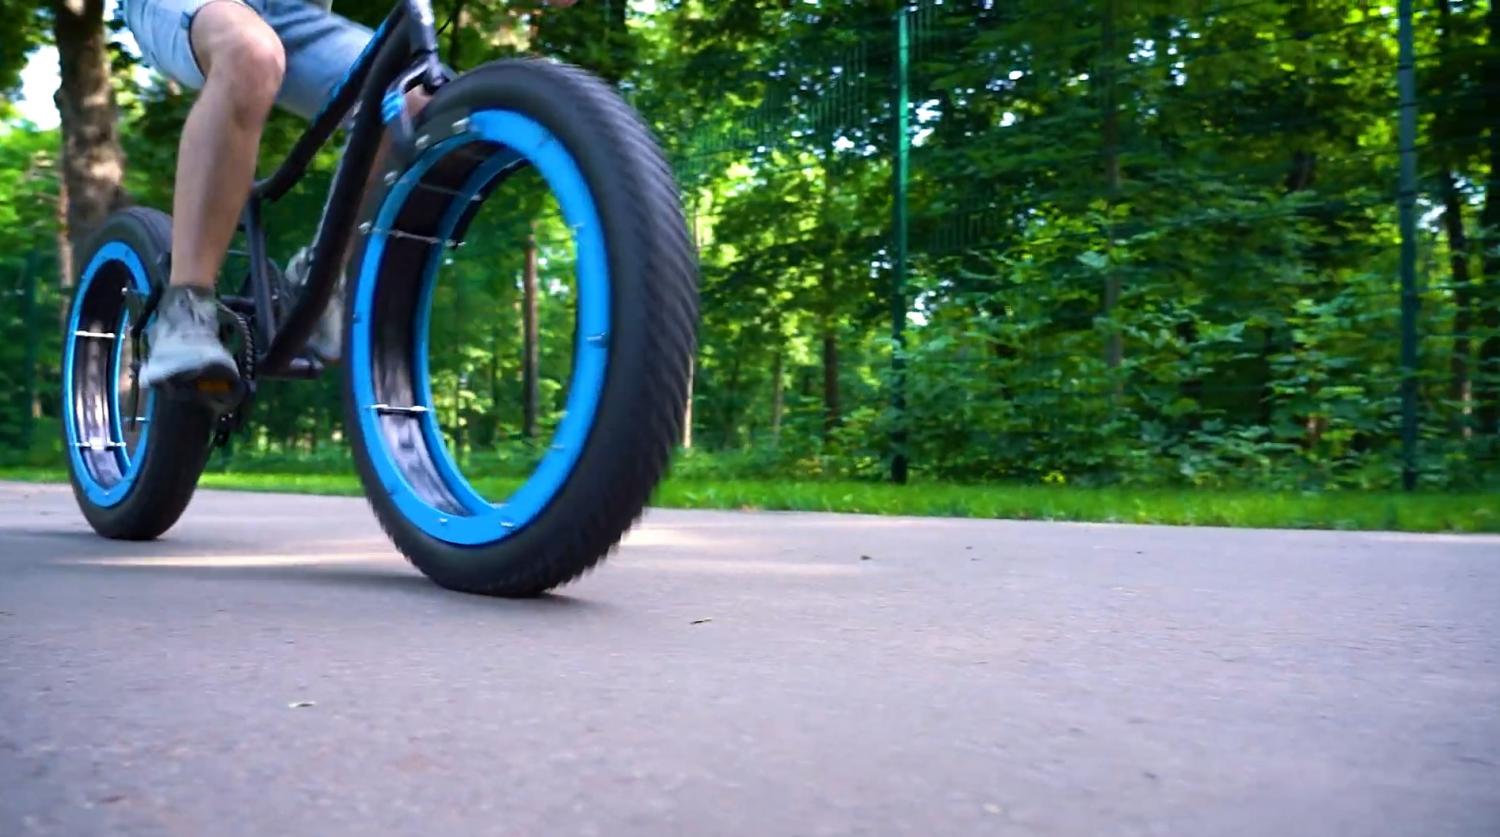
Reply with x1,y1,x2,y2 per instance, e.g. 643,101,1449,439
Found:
285,245,345,363
138,286,239,390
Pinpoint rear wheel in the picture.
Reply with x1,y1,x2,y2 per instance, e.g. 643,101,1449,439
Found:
345,59,698,596
62,208,217,539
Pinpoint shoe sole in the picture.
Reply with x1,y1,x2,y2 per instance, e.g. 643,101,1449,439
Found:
157,362,246,414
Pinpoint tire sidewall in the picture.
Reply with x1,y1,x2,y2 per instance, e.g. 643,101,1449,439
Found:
344,60,694,592
65,209,216,540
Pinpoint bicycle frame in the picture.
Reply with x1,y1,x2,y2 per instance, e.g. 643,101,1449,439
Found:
221,0,449,379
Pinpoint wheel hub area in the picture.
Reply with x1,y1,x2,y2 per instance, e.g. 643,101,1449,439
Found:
350,110,611,546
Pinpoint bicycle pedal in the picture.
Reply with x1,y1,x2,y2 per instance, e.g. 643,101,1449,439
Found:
161,373,247,415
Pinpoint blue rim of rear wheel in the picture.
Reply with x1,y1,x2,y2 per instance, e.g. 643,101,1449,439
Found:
350,110,610,547
64,242,155,508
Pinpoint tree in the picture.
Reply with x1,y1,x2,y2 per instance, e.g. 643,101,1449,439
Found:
0,125,64,454
522,229,539,439
3,0,1491,488
0,3,48,103
52,0,129,285
1476,0,1500,437
1427,0,1487,433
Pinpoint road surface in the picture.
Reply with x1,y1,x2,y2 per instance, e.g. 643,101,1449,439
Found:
1,481,1497,836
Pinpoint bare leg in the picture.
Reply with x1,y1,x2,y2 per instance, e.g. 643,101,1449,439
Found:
169,3,286,289
140,3,285,389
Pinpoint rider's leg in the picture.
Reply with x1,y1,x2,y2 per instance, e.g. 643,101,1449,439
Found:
169,2,285,290
140,2,286,388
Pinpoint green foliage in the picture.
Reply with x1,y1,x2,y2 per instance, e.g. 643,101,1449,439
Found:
0,1,49,104
1,0,1497,494
0,125,61,457
641,0,1499,491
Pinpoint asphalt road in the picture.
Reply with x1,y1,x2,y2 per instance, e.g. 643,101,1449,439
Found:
1,481,1497,836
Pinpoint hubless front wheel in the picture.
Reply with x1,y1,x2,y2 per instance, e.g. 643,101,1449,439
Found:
345,59,698,596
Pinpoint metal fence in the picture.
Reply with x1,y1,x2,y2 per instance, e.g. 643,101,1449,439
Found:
3,0,1496,490
664,0,1496,489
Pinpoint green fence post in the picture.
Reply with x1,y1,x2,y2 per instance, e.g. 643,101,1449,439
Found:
20,250,39,456
889,6,911,485
1397,0,1420,490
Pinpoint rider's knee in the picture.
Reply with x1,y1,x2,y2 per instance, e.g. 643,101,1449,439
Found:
214,32,286,118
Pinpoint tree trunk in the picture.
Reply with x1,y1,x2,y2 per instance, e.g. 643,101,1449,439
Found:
722,347,743,448
1288,145,1319,453
1440,172,1473,431
53,0,128,285
681,358,693,449
521,230,539,440
1478,0,1500,437
486,320,500,445
1434,0,1473,437
55,176,73,289
817,134,843,438
1284,150,1317,193
770,345,785,443
452,265,465,459
1284,157,1320,442
1098,0,1123,392
1259,143,1319,441
821,326,840,436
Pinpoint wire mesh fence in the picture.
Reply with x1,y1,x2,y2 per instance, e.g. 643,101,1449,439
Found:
665,0,1497,490
2,0,1496,490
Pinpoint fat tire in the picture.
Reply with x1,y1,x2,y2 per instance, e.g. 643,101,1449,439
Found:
345,59,698,596
64,207,217,540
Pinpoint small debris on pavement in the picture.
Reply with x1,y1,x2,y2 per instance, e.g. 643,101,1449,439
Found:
860,554,872,561
288,700,316,709
690,618,712,625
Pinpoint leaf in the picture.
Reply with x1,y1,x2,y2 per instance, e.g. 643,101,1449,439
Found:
1076,251,1108,270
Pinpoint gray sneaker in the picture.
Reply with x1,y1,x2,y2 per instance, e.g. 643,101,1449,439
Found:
138,286,239,390
285,246,345,363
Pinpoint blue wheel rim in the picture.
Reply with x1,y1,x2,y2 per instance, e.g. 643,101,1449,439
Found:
64,242,156,507
351,110,610,546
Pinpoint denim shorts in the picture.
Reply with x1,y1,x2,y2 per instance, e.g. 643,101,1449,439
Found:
120,0,372,120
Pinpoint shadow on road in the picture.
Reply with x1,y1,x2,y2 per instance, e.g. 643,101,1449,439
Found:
3,528,602,612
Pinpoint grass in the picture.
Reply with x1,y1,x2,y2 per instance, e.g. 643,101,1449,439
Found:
3,466,1497,533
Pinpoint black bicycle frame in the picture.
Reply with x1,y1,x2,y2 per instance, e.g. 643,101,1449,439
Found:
231,0,448,378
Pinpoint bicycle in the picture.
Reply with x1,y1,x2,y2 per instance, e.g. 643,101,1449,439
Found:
60,0,698,596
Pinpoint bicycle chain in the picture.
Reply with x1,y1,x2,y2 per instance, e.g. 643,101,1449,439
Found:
223,305,255,383
212,305,257,448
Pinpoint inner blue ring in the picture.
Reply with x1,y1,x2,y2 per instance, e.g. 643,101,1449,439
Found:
64,241,155,508
350,110,610,546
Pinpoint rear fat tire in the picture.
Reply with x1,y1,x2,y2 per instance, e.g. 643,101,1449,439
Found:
64,207,217,540
345,59,698,596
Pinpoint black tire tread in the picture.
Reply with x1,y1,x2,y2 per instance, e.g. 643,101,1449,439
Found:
347,59,698,596
66,207,217,540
